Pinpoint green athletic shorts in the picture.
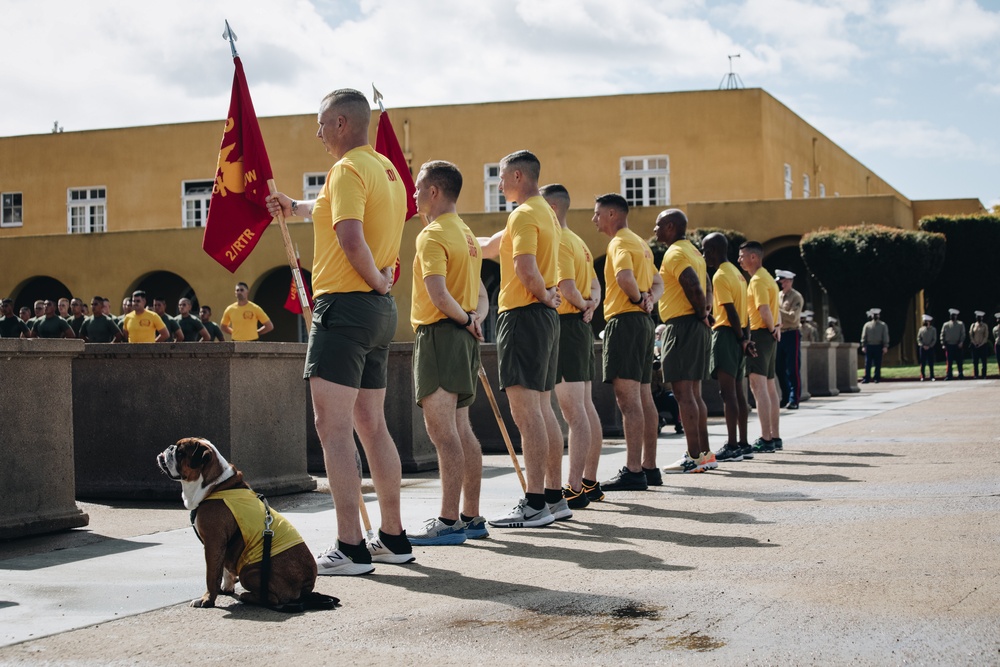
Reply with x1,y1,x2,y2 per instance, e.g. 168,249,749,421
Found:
414,321,480,408
747,328,777,379
304,292,396,389
557,313,595,383
660,314,710,383
602,312,654,384
497,304,559,392
711,326,746,381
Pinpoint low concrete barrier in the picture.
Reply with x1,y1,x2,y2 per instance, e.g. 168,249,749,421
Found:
73,343,315,500
804,342,840,397
835,343,861,393
799,343,812,402
0,339,89,539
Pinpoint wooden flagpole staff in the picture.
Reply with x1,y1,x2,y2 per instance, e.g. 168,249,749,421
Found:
477,367,527,492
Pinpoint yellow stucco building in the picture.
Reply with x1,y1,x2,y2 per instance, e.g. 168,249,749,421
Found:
0,88,983,343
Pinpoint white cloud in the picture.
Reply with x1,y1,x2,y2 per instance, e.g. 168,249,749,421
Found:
884,0,1000,62
820,116,997,163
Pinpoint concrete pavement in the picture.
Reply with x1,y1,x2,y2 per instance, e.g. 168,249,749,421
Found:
1,380,998,665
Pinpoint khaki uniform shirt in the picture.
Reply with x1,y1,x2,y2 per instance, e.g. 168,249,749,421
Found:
969,321,989,347
861,320,889,347
779,288,803,330
940,319,965,346
917,325,937,348
825,324,844,343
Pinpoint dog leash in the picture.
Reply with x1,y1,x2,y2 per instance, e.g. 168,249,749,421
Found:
257,493,274,607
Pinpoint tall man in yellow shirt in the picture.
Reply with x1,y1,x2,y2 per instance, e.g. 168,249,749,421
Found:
483,150,564,529
409,161,490,545
594,194,664,491
655,210,716,474
220,282,273,341
266,88,410,575
739,241,783,453
541,183,604,509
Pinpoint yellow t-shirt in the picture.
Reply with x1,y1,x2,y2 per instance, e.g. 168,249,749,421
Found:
658,239,708,322
747,267,780,331
498,196,561,313
603,227,655,320
204,488,304,575
556,227,596,315
410,212,483,331
221,302,270,341
711,262,748,330
310,145,408,296
122,310,166,343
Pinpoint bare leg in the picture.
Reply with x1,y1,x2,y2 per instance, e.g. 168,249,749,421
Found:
555,381,591,490
612,378,644,472
673,379,708,457
717,371,739,444
455,406,483,517
582,382,603,481
421,388,464,521
640,383,659,469
749,373,774,440
736,377,750,444
768,376,781,439
310,377,363,545
506,385,547,495
353,387,402,535
541,391,564,491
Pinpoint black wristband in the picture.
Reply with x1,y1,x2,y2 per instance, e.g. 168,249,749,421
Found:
456,312,472,328
630,293,643,305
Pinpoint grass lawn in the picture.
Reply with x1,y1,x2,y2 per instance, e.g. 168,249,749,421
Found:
858,363,999,380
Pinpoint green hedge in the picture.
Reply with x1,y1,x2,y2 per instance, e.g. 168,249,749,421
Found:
800,225,945,344
648,227,746,269
917,215,1000,326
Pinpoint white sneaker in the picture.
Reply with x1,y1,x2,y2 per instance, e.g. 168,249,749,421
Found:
315,546,374,576
547,498,573,521
488,498,555,528
367,536,416,564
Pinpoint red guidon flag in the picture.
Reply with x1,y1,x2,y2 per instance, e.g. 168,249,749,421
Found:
284,260,312,314
375,110,417,221
203,57,274,272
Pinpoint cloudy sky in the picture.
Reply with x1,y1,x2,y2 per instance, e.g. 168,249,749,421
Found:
2,0,997,207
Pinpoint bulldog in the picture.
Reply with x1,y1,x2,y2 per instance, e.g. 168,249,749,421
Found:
157,437,332,611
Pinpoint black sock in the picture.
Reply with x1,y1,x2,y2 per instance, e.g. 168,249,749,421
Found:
438,517,457,526
544,488,562,504
460,513,476,524
582,478,597,488
525,493,546,510
336,538,372,564
377,529,411,554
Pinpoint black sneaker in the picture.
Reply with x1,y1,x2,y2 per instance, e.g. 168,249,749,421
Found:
715,443,744,462
738,443,754,460
601,466,648,491
582,480,605,502
751,437,775,453
643,467,663,486
562,484,591,510
773,438,783,451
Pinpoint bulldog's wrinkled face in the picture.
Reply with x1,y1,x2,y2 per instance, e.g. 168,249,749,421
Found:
157,438,220,484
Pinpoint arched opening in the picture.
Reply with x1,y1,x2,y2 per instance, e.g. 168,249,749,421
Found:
11,276,73,312
128,271,198,317
252,267,312,342
481,260,500,343
762,239,824,317
592,254,609,336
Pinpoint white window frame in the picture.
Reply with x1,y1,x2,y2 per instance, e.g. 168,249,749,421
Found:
783,164,793,199
67,187,106,234
182,180,214,228
803,173,811,199
620,155,670,207
302,172,327,222
1,192,22,228
819,183,826,198
484,164,513,212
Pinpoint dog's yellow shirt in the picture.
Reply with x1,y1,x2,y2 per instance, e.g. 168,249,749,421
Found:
204,489,305,573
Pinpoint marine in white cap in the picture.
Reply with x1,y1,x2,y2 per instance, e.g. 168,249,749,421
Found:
800,310,819,342
940,308,966,380
969,310,990,378
825,316,844,343
775,269,803,408
860,307,889,383
917,313,937,381
993,314,1000,377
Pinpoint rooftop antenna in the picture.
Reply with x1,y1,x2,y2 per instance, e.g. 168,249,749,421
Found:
719,54,744,90
51,121,63,133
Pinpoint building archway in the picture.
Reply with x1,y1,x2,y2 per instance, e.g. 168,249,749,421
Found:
762,238,824,317
481,260,500,343
128,271,198,317
252,267,312,342
11,276,73,312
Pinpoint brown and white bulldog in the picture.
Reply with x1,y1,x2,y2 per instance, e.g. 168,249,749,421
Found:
157,437,321,610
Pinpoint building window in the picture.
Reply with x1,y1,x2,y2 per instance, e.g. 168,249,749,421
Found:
784,164,793,199
67,187,106,234
2,192,22,227
484,164,513,212
182,180,213,228
302,173,326,222
621,155,669,207
803,174,811,199
819,183,826,198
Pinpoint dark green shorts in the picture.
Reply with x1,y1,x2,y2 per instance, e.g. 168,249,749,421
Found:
414,321,480,408
557,314,595,383
602,312,654,384
304,292,397,389
497,304,559,392
711,326,745,381
747,328,777,379
660,315,710,383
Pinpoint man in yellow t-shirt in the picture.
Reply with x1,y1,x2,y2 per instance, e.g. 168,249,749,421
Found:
703,232,753,463
595,194,664,492
739,241,782,454
265,88,409,575
408,160,489,546
541,183,604,510
655,210,715,474
479,150,564,530
220,282,273,341
121,291,168,343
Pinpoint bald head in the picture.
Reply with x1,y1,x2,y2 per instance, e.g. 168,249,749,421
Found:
702,232,729,268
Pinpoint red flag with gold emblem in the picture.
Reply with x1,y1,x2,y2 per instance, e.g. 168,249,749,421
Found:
375,111,417,221
283,259,312,314
203,57,274,272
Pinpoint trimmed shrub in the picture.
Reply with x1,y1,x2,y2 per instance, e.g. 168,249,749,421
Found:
918,215,1000,326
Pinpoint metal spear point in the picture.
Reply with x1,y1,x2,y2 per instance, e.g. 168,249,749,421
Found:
372,84,386,113
223,20,239,58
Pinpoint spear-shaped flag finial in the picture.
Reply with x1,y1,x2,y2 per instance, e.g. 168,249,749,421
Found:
223,20,239,59
372,84,386,113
